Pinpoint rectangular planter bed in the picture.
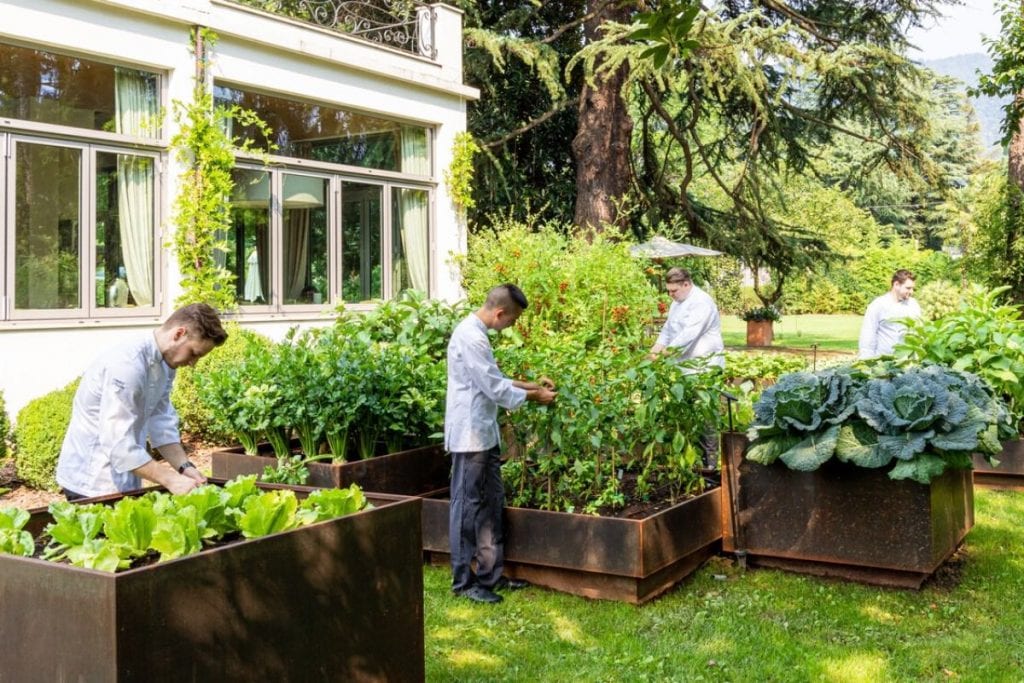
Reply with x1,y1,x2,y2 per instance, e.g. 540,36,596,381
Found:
720,432,974,589
421,487,722,604
0,486,425,682
973,438,1024,490
211,442,449,496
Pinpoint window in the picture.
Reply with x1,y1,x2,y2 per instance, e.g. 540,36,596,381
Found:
4,137,159,319
214,84,430,174
0,42,161,322
0,41,160,137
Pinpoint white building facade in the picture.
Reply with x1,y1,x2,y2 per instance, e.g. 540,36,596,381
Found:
0,0,476,416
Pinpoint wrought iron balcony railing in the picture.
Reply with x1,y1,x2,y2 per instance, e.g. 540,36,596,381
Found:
231,0,436,59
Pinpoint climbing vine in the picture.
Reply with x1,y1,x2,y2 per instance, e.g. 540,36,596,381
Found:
170,27,273,310
444,131,480,215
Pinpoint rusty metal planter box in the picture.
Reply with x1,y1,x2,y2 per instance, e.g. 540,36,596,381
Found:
720,432,973,589
421,488,721,604
0,489,424,682
211,442,449,495
973,438,1024,490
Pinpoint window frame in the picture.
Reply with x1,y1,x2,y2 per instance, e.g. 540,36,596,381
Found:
2,133,163,322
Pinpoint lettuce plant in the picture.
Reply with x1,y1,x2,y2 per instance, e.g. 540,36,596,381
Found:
747,361,1014,483
0,507,33,557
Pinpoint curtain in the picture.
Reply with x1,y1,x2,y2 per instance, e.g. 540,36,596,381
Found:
283,209,310,301
398,127,429,293
114,68,156,306
396,189,429,293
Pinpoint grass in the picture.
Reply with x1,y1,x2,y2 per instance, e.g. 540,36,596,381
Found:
424,488,1024,682
721,314,863,353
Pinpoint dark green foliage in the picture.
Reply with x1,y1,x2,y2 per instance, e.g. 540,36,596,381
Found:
13,378,81,491
172,324,273,442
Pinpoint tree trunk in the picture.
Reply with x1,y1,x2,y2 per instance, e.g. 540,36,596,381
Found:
572,1,633,234
1006,94,1024,304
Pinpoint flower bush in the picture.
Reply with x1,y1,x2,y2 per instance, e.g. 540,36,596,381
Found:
745,361,1014,483
740,305,781,323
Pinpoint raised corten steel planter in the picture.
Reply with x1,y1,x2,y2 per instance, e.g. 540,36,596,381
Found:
421,488,722,604
720,432,974,589
973,438,1024,490
0,486,425,682
745,320,774,346
211,442,449,495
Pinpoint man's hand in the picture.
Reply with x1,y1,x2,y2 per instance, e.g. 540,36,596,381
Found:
527,387,557,404
538,376,556,390
164,472,203,495
182,466,207,486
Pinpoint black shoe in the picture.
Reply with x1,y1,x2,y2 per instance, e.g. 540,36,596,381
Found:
457,586,503,604
493,576,531,591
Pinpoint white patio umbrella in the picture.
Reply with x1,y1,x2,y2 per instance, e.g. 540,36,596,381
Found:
629,236,723,259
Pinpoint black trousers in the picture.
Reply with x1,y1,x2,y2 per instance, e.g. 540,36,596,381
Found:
448,446,504,592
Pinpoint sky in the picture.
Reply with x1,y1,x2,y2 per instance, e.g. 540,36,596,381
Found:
906,0,1002,60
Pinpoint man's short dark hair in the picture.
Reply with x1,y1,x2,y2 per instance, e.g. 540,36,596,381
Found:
163,303,228,346
665,268,692,285
484,284,528,311
892,269,915,285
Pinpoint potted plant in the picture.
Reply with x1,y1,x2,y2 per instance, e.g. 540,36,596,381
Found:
420,348,725,604
741,305,781,346
0,478,425,680
896,286,1024,489
721,360,1013,588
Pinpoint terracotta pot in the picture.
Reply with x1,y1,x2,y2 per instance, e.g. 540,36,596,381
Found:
745,320,774,346
421,487,722,604
720,432,973,588
0,486,425,682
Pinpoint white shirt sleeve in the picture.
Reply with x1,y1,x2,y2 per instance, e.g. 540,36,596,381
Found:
147,378,181,449
859,300,880,359
463,334,527,410
97,369,159,475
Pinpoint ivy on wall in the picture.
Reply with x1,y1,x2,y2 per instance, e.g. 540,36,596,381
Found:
169,27,273,310
444,131,480,215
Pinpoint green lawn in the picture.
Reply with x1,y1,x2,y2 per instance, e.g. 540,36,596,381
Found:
424,488,1024,682
721,314,863,353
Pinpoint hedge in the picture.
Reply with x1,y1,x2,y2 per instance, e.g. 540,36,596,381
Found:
14,378,81,491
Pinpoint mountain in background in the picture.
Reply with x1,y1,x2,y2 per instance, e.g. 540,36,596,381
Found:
923,52,1008,154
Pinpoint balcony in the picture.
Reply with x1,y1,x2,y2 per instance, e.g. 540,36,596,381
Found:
228,0,435,58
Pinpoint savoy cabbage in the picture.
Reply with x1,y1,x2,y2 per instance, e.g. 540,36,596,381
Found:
746,361,1014,483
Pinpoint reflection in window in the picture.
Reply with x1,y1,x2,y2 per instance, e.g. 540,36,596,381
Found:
214,84,429,173
96,152,154,308
0,41,159,136
392,188,429,296
283,175,329,305
342,182,382,302
228,169,271,305
14,143,81,310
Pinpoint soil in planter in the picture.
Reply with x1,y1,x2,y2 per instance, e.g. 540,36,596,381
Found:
553,472,719,520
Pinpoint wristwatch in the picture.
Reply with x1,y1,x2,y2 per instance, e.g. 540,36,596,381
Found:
178,461,197,474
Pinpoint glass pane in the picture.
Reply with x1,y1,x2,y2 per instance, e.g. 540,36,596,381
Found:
14,142,81,310
283,175,329,305
228,168,271,305
0,42,160,136
342,182,382,302
96,151,155,308
215,84,428,173
391,187,429,297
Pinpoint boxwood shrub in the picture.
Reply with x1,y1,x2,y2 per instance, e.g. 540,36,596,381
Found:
13,378,81,491
172,324,273,442
0,390,10,460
